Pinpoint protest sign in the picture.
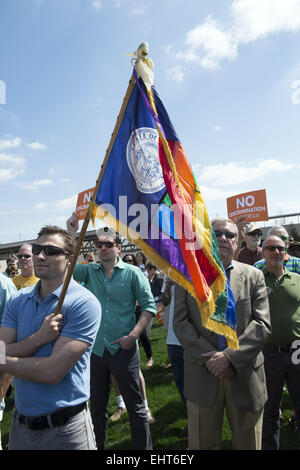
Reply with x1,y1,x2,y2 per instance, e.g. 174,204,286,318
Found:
227,189,268,223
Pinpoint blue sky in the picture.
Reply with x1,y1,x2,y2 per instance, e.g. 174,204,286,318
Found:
1,0,300,244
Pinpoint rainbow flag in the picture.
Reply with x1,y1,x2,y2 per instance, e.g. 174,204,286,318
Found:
91,68,238,350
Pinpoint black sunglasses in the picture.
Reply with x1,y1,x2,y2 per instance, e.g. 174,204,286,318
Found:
95,241,115,249
264,245,286,253
31,244,71,256
17,254,31,259
214,230,236,240
248,231,262,237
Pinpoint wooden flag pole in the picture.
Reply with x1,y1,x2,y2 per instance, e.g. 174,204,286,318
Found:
53,75,135,316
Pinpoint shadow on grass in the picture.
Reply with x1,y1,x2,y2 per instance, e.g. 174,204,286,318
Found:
142,364,174,388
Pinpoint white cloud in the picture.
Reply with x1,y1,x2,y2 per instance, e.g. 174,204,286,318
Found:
200,185,236,202
26,141,48,150
175,0,300,69
213,125,223,132
23,179,54,191
165,65,186,83
131,6,146,15
0,136,22,151
92,0,103,10
0,152,26,182
198,159,296,187
35,194,77,211
176,15,238,70
232,0,300,44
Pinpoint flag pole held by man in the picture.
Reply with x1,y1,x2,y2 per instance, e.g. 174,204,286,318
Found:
86,42,239,350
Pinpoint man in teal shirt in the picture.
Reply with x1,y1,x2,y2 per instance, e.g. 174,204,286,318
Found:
67,215,156,450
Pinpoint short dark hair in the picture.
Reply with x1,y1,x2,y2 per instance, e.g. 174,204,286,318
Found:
136,251,147,265
6,265,18,275
6,257,17,265
145,262,157,271
122,254,138,266
37,225,76,255
96,226,121,245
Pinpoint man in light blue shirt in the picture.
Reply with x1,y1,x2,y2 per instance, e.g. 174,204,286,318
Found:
0,225,101,450
0,273,16,449
67,214,156,450
0,274,16,321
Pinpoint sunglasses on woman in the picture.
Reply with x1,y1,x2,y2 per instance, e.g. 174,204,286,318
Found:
31,244,71,256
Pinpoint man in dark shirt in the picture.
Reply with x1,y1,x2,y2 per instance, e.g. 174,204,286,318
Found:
236,222,264,265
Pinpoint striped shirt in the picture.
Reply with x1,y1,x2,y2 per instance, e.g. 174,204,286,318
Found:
254,254,300,275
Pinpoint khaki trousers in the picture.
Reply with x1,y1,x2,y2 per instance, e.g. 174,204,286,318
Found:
187,378,264,450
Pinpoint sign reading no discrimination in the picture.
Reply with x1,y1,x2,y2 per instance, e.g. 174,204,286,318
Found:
227,189,269,223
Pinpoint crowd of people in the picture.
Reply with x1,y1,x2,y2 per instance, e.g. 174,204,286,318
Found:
0,214,299,450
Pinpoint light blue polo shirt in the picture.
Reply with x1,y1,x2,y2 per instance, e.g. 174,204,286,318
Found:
73,258,156,356
1,279,101,417
0,274,17,412
0,273,16,322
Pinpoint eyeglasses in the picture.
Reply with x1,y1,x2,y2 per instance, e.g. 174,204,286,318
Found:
95,241,115,249
31,244,71,256
279,236,289,242
214,230,237,240
248,231,262,237
17,254,31,259
264,245,286,253
124,258,134,263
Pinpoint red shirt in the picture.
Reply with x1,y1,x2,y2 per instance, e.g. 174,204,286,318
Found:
238,246,263,266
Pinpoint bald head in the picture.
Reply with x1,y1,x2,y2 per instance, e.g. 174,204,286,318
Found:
262,235,286,273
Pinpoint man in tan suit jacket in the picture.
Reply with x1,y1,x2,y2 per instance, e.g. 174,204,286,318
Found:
173,218,271,450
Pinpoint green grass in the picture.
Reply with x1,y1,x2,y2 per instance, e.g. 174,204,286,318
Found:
1,321,300,450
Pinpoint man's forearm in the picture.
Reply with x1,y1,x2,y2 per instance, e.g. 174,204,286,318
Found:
6,333,47,358
130,310,154,340
0,355,63,386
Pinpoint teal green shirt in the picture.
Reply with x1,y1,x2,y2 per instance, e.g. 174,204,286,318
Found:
263,268,300,346
73,258,156,356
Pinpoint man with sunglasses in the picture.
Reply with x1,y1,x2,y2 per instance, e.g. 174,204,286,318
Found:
260,235,300,449
254,226,300,275
67,214,156,450
12,244,39,291
0,225,102,450
235,222,264,266
173,217,271,450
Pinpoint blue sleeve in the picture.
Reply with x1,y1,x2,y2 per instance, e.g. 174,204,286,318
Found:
60,291,102,346
1,295,18,329
0,277,17,323
254,259,265,270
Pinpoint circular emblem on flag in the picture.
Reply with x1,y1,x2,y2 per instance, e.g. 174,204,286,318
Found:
126,127,165,194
